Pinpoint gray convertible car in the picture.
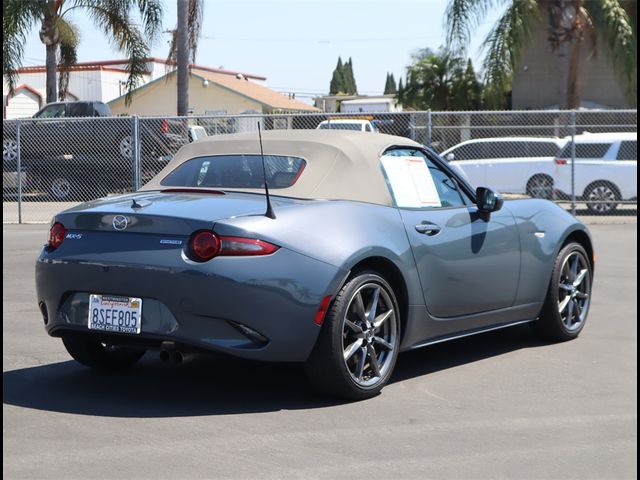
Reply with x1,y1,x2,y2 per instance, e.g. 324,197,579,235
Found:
36,130,594,399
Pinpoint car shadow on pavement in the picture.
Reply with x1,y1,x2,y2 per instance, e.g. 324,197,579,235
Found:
3,325,546,417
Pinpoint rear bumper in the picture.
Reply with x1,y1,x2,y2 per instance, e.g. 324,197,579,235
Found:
36,248,347,362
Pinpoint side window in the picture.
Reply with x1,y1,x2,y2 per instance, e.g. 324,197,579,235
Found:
617,141,637,161
365,124,372,132
528,142,562,157
34,104,66,118
382,148,472,209
449,143,485,161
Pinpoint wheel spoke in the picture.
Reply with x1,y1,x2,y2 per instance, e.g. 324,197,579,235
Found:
367,344,381,378
345,319,363,334
559,283,573,292
576,291,589,300
573,299,582,319
373,336,393,350
373,309,392,330
573,268,588,288
566,298,575,325
343,338,363,361
367,287,380,324
558,296,571,313
570,255,579,281
355,347,367,380
354,292,367,323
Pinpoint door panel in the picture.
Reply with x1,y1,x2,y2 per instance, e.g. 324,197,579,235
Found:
401,206,521,318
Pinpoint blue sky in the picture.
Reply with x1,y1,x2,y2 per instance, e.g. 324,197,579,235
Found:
21,0,500,101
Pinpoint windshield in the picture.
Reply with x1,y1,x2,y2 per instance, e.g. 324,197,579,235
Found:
318,123,363,131
160,154,306,189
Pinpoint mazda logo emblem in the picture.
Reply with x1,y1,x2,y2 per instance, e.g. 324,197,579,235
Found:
112,215,129,231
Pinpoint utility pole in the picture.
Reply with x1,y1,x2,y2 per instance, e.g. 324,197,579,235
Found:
176,0,189,116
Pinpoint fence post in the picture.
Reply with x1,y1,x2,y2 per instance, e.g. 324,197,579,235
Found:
409,113,416,141
16,120,22,224
132,115,141,191
570,110,576,216
426,110,432,146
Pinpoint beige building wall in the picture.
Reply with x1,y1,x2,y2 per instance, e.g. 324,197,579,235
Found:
110,75,264,116
512,17,630,109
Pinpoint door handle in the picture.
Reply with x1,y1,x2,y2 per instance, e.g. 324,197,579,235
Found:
415,223,441,236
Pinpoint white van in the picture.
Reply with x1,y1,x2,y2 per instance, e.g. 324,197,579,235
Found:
316,119,378,133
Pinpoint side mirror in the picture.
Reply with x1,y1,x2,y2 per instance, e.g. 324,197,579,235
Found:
476,187,504,213
445,153,455,162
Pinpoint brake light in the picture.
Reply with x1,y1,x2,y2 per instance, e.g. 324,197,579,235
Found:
48,222,67,250
219,236,279,256
189,231,221,261
555,158,568,165
187,232,279,262
160,119,169,134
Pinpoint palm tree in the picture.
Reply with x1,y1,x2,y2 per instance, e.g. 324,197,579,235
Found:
445,0,637,108
398,48,481,110
4,0,163,104
166,0,203,116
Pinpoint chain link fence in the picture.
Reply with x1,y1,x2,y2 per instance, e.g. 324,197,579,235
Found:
3,110,636,222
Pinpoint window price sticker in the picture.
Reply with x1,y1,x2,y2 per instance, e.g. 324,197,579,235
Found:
380,155,441,208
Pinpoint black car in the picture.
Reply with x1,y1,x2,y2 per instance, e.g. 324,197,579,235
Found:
3,102,187,200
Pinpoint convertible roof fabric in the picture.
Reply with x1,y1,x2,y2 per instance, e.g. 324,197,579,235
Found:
141,130,424,206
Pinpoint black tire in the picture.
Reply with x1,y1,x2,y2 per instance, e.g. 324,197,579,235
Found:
305,271,401,400
533,242,592,342
584,181,620,215
62,336,146,370
526,174,553,199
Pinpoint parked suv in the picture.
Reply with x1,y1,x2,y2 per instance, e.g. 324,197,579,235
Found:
2,102,186,200
441,137,566,198
554,132,637,214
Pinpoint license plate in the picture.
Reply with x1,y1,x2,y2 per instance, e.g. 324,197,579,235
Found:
88,295,142,334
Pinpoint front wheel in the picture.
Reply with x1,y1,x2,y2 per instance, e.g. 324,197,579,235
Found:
533,243,592,341
305,272,400,400
62,336,146,370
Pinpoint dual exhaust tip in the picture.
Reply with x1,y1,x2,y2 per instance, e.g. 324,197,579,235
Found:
159,341,191,365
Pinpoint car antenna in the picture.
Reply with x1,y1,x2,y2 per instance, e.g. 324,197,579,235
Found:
257,121,276,219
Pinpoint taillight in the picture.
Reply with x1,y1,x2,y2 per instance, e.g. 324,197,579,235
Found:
189,231,221,262
219,236,279,256
48,222,67,250
555,158,568,165
187,232,279,262
160,119,169,134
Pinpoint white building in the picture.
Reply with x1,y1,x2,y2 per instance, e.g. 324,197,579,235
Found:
3,58,266,119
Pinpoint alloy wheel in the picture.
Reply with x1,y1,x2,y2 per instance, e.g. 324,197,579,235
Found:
557,251,591,332
342,283,397,388
587,184,618,213
119,136,133,159
3,139,18,162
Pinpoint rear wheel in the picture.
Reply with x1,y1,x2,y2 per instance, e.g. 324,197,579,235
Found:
305,272,400,400
62,336,146,370
533,243,592,341
585,182,620,214
526,175,553,199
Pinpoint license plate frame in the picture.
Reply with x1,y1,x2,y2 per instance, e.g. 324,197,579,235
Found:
88,294,142,334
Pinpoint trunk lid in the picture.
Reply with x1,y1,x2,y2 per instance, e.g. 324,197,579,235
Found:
55,190,293,235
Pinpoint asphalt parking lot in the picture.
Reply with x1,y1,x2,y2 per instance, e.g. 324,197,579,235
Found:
3,222,637,479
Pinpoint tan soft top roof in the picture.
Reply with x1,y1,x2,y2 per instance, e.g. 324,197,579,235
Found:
141,130,424,206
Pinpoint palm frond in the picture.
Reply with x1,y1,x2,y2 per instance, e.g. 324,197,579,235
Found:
188,0,203,63
56,17,80,100
71,1,153,104
2,0,46,93
134,0,163,40
589,0,637,104
481,0,540,103
445,0,505,52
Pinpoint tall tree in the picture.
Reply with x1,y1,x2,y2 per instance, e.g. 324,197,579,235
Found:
445,0,637,108
343,57,358,95
398,48,481,110
329,57,345,94
166,0,203,116
384,73,398,94
3,0,163,104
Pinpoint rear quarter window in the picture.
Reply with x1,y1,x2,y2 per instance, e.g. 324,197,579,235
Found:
616,141,637,161
160,155,306,189
559,143,612,159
